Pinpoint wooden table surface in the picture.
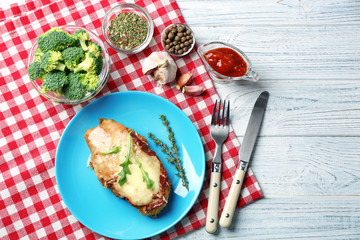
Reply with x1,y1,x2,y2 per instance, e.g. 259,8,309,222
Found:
180,0,360,239
1,0,359,239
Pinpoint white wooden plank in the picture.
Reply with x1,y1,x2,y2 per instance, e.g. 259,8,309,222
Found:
177,0,360,26
242,137,360,196
214,80,360,136
180,197,360,240
192,26,360,80
176,0,360,80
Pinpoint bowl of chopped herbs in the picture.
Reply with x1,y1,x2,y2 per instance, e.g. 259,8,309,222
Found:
102,3,154,54
27,25,110,104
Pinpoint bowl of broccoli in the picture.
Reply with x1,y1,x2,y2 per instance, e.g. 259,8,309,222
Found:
27,25,110,104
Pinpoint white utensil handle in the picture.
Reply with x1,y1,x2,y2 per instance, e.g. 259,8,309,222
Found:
219,168,246,228
206,171,221,234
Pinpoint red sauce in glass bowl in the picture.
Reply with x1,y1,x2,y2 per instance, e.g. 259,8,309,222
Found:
204,48,247,77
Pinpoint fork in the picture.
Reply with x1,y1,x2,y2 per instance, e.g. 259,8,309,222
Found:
206,99,230,234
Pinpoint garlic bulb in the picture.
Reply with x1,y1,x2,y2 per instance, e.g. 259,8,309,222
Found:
142,52,177,86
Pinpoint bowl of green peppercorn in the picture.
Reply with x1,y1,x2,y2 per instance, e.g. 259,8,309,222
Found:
161,23,195,57
102,3,154,54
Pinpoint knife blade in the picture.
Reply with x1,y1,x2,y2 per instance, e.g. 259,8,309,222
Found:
219,91,269,228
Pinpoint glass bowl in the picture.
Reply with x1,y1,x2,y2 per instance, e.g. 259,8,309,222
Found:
197,41,259,83
102,3,154,54
161,23,195,57
27,25,110,105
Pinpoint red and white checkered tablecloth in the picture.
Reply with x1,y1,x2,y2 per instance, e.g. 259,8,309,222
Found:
0,0,263,239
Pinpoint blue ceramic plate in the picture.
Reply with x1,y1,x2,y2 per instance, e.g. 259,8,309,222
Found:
55,91,205,239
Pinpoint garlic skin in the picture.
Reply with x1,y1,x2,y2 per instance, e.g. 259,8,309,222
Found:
182,85,206,96
142,52,177,85
176,72,193,90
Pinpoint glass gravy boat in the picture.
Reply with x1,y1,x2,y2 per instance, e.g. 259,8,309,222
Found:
197,41,259,83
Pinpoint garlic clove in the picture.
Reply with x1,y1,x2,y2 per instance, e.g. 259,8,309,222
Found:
182,85,206,96
176,72,193,90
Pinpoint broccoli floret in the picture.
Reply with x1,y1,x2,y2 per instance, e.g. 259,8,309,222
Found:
73,52,97,74
41,71,68,96
34,48,44,62
80,73,100,91
37,28,77,52
63,72,86,100
62,47,85,71
73,30,90,51
40,50,66,72
88,42,102,58
27,61,45,81
95,55,103,75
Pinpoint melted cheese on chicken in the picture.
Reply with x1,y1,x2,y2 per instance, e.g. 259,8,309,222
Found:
87,123,161,206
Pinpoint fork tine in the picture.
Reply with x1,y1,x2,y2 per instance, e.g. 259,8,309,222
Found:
211,100,217,125
226,100,230,126
221,100,226,126
217,100,222,126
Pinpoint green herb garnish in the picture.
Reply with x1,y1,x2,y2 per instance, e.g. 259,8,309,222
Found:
148,115,189,191
118,131,155,190
118,132,133,186
133,152,154,190
102,146,121,155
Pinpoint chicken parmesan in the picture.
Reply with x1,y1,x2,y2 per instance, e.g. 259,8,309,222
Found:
84,118,171,216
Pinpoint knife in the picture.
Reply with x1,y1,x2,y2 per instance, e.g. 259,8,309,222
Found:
219,91,269,228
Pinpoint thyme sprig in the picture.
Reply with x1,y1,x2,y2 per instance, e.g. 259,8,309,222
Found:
148,115,189,191
160,115,179,158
